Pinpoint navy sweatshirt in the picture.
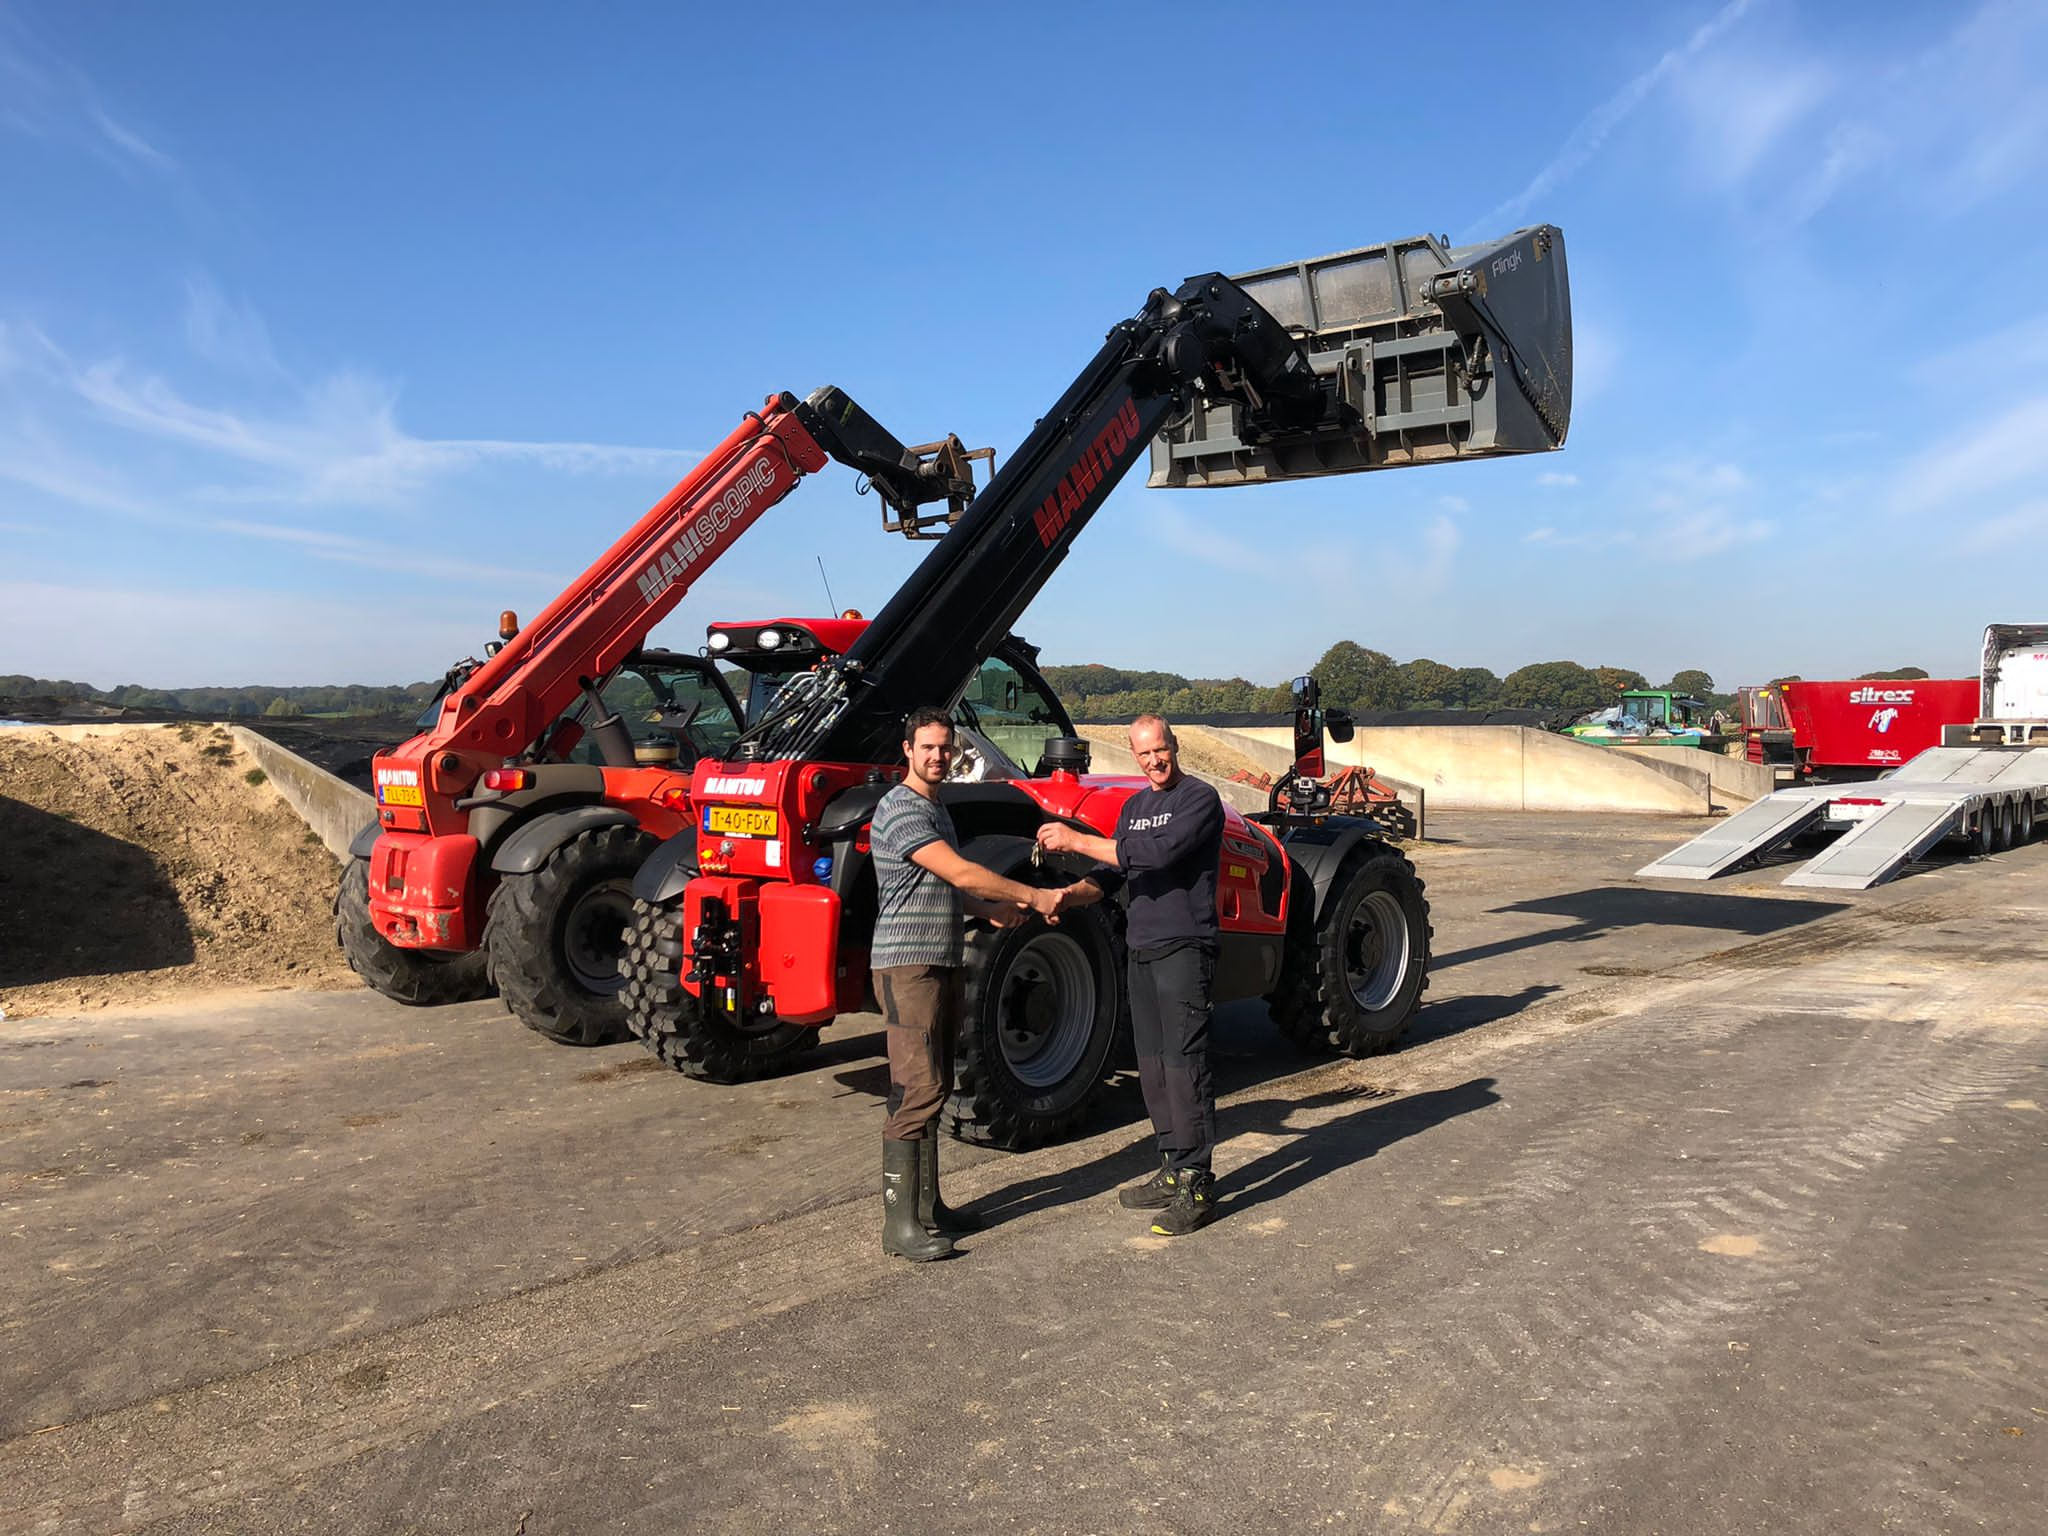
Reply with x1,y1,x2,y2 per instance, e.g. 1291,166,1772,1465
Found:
1102,773,1225,955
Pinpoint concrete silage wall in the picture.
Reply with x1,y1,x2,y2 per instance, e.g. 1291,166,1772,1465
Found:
230,727,373,862
1214,725,1715,815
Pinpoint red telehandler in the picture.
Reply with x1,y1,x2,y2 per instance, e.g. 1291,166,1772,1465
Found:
621,225,1574,1145
335,388,986,1044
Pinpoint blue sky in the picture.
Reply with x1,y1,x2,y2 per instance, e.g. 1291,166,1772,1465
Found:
2,1,2045,691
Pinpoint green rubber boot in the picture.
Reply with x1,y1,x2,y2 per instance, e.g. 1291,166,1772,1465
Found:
918,1133,983,1235
883,1138,955,1261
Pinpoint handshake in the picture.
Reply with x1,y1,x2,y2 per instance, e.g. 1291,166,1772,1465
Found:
979,882,1095,930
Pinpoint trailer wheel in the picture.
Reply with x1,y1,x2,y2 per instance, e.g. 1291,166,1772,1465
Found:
2019,799,2037,845
1994,799,2016,852
948,902,1122,1150
334,858,495,1006
487,824,656,1046
1975,808,1997,856
619,899,816,1080
1271,844,1432,1057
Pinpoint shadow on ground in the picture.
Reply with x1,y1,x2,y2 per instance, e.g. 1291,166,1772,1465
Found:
1432,884,1850,972
0,796,194,987
967,1077,1498,1228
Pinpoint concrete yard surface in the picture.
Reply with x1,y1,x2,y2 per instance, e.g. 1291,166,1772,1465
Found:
2,813,2044,1533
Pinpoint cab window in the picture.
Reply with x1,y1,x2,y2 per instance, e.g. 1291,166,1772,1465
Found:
559,661,741,766
956,656,1063,770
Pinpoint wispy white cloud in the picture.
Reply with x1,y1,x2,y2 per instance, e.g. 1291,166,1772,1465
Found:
1887,395,2048,516
1962,498,2048,552
0,519,48,535
1522,459,1770,561
1536,471,1579,487
1392,513,1461,594
15,325,694,509
183,277,286,379
1478,0,1760,229
0,11,178,177
84,103,173,173
1673,53,1830,189
206,516,555,586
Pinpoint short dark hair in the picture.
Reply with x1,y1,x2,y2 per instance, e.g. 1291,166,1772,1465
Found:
903,706,955,746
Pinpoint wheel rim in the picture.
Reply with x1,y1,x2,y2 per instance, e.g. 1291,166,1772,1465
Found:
1344,890,1412,1012
564,879,635,994
996,931,1097,1090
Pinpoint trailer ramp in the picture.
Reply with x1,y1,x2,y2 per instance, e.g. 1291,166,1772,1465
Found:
1632,791,1832,880
1639,746,2048,891
1782,799,1961,889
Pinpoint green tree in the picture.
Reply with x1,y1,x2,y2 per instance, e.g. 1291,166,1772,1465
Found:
1396,658,1458,709
1664,668,1716,696
1443,667,1503,710
263,697,304,718
1593,665,1649,697
1310,641,1395,712
1502,660,1608,716
1855,666,1929,681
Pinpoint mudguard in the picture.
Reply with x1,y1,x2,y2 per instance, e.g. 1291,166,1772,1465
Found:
489,806,638,875
632,831,700,904
349,821,381,861
1277,816,1388,923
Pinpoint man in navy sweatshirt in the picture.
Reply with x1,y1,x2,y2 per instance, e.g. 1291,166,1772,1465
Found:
1036,713,1225,1235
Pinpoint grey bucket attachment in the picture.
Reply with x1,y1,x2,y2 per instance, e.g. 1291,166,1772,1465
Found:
1149,225,1571,488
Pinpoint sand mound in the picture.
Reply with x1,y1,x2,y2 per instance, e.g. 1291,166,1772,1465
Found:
1075,723,1269,784
0,724,354,1020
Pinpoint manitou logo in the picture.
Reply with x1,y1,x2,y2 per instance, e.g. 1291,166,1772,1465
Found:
1849,686,1915,705
374,768,419,787
1033,396,1144,549
636,457,779,606
702,776,768,797
1869,708,1900,733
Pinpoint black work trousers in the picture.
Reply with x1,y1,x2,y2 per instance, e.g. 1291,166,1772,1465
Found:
1128,942,1216,1175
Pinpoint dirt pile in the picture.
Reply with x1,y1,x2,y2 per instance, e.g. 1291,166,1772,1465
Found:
1075,723,1268,783
0,724,355,1019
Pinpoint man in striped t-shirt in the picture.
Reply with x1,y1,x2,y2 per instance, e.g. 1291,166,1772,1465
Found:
870,706,1065,1261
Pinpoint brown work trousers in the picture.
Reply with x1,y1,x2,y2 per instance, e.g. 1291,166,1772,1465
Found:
876,964,963,1142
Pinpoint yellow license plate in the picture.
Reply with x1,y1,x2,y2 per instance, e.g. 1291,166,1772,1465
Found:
380,785,423,807
705,805,778,838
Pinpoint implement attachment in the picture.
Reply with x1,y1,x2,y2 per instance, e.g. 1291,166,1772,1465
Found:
1150,225,1571,487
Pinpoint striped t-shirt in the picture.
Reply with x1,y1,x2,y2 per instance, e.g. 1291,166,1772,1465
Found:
870,784,964,969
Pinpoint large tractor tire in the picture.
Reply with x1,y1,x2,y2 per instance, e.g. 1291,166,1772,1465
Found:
334,858,495,1006
618,898,816,1080
1270,842,1432,1058
487,824,656,1047
946,901,1122,1150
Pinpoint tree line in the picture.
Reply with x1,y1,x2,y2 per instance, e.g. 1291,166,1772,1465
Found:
1044,643,1930,723
0,676,435,719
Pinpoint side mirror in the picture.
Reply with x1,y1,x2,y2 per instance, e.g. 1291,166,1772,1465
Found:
1291,675,1326,779
1327,708,1355,744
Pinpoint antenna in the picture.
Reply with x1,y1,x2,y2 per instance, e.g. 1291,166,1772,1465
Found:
816,555,838,615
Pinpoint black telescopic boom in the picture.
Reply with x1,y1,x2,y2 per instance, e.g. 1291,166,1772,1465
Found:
755,274,1322,765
